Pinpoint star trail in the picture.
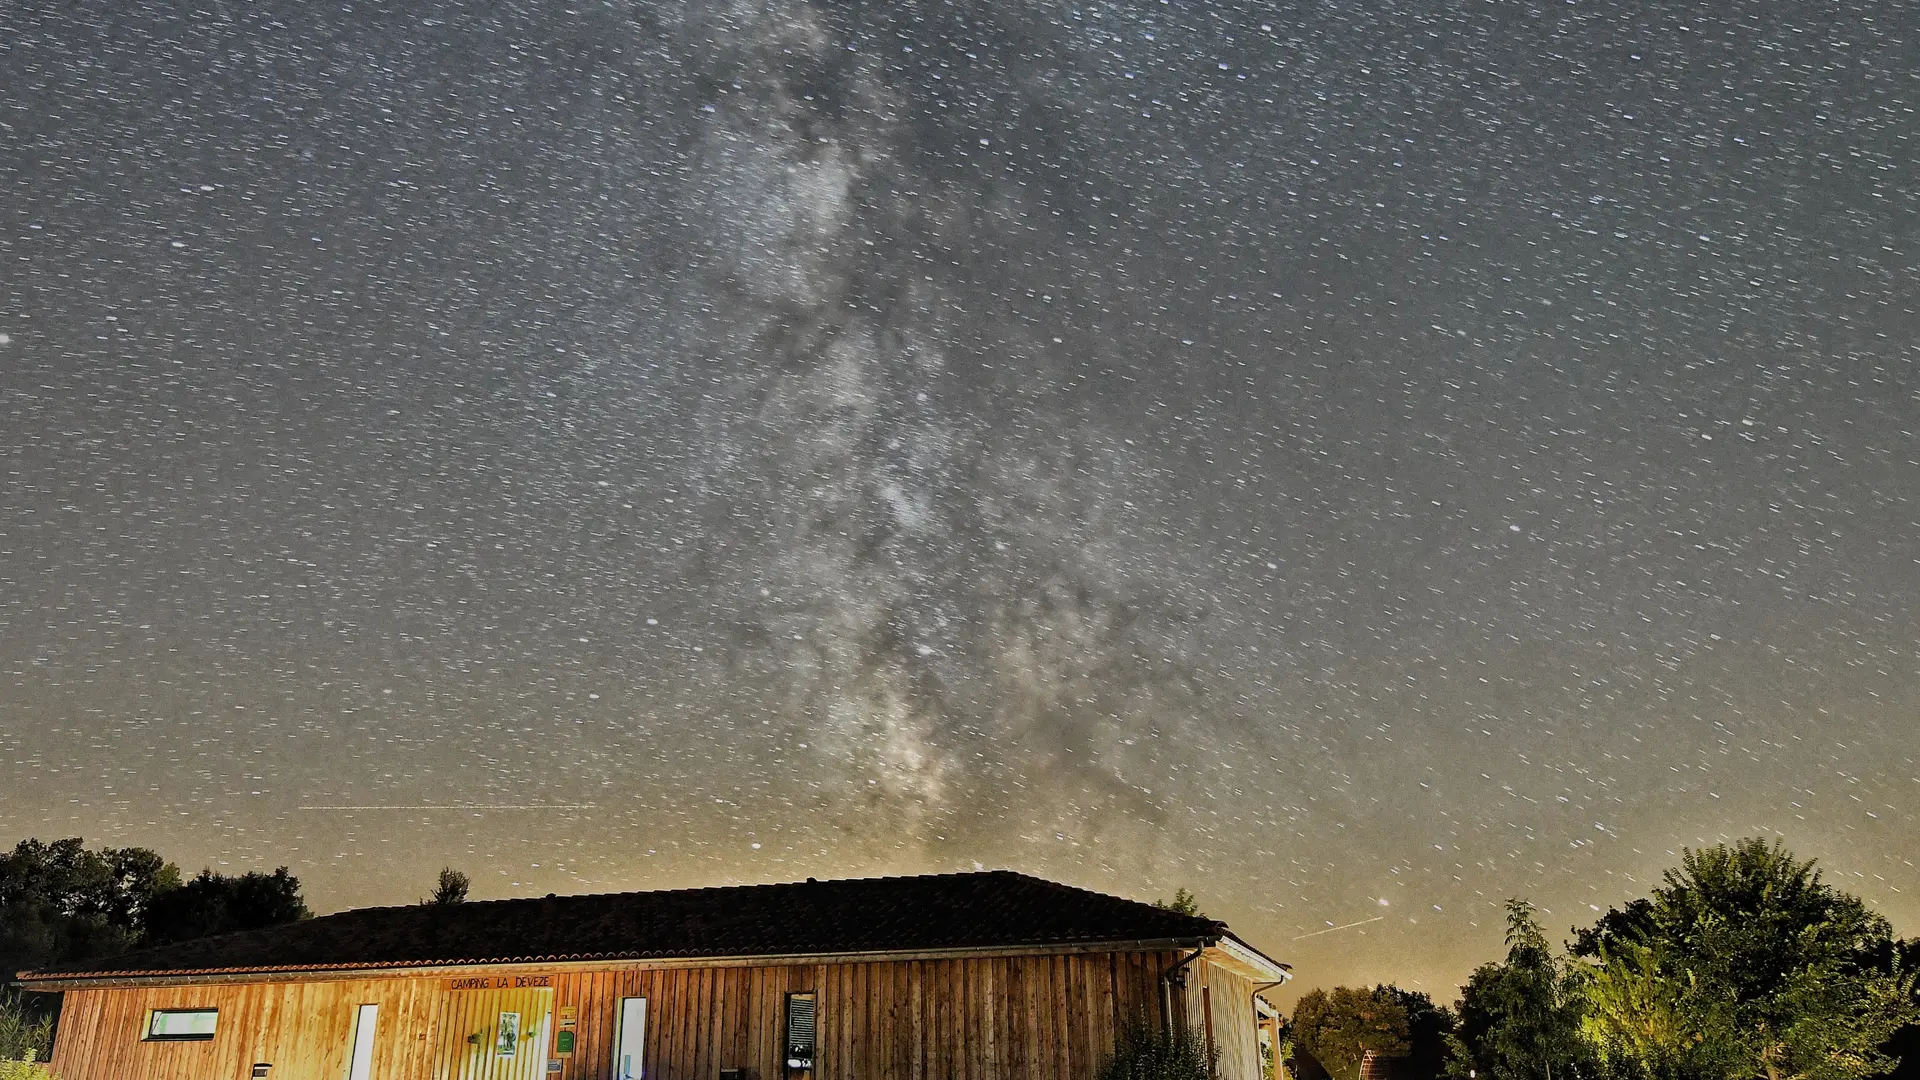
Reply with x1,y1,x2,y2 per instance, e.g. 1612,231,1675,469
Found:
2,0,1916,995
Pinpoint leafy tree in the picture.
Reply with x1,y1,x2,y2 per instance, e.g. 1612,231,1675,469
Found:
1377,986,1458,1080
1445,901,1592,1080
1576,934,1731,1080
0,839,179,932
1574,840,1918,1080
142,867,310,946
427,868,471,905
1294,986,1413,1080
1873,937,1920,1080
2,838,311,980
0,838,181,981
1571,899,1656,962
1156,888,1206,918
1099,1015,1218,1080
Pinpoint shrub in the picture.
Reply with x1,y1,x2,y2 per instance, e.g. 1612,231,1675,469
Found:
1098,1015,1218,1080
0,994,51,1067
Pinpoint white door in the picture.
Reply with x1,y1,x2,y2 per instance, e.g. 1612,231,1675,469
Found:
614,998,647,1080
346,1004,378,1080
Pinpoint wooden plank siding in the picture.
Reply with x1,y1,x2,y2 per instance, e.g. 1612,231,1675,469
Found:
1185,959,1263,1080
47,949,1268,1080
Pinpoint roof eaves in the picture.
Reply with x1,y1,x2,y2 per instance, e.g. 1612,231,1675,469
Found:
17,935,1222,990
1213,932,1291,983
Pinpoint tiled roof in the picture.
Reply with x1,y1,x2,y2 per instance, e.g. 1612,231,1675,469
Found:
22,870,1232,980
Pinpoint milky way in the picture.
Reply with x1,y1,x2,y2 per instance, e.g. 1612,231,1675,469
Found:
2,0,1917,996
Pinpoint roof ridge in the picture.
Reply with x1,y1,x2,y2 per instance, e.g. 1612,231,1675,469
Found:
995,871,1223,930
318,868,1021,918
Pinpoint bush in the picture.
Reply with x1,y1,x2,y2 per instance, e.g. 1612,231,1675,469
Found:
1098,1016,1219,1080
0,1060,58,1080
0,994,51,1066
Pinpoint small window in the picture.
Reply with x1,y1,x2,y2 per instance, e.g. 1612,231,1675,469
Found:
784,992,816,1073
146,1008,219,1040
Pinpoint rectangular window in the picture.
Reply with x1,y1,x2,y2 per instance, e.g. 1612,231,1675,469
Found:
784,992,816,1074
145,1009,218,1041
346,1004,378,1080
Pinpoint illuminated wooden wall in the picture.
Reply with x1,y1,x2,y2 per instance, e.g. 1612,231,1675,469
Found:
46,950,1270,1080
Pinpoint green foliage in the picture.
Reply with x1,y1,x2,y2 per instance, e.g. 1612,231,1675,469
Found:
1446,841,1920,1080
1577,935,1702,1077
0,1061,58,1080
142,867,311,947
1573,839,1918,1080
0,992,53,1065
427,868,471,905
1155,888,1206,918
1293,986,1414,1080
0,838,181,981
1,837,312,985
1445,901,1592,1080
1098,1016,1218,1080
1384,986,1459,1080
1571,899,1656,962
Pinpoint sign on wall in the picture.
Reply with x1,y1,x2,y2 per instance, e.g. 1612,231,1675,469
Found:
496,1012,521,1057
447,975,555,991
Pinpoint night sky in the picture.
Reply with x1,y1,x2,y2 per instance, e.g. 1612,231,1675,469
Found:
3,0,1917,999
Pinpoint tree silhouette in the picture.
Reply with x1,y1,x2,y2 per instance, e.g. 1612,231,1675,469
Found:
428,868,471,906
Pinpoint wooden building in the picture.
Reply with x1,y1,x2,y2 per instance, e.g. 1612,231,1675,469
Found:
22,870,1289,1080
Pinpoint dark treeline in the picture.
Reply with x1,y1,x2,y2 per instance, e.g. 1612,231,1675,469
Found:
1284,839,1920,1080
0,837,310,984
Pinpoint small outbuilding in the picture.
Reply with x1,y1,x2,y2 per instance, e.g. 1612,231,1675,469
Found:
21,870,1289,1080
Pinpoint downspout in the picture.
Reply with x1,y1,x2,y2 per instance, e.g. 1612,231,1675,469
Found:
1250,979,1286,1019
1159,943,1209,1032
1249,979,1287,1017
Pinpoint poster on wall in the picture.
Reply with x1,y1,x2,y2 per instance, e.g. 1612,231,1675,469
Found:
496,1012,521,1057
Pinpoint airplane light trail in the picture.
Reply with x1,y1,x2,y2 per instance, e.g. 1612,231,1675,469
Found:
1293,917,1387,940
298,805,599,811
